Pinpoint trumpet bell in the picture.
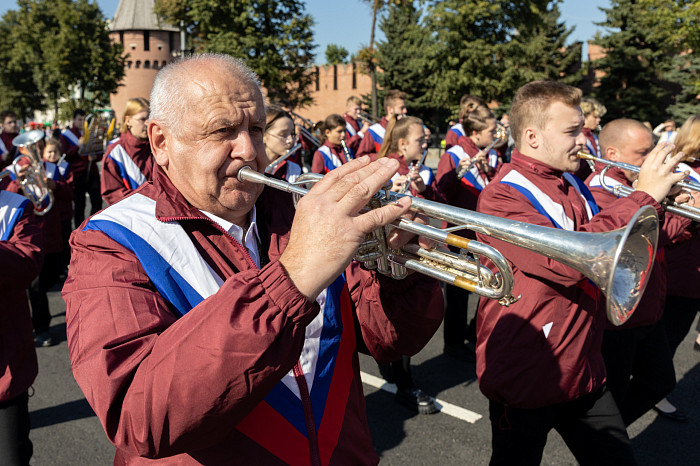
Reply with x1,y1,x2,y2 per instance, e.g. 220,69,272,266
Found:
12,129,46,148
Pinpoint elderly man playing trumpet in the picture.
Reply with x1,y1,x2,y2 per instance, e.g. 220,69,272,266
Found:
62,54,443,465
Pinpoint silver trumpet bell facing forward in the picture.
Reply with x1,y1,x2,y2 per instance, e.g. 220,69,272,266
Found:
237,167,659,326
7,129,54,216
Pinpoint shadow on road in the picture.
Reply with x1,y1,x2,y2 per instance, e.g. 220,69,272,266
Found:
30,398,96,429
631,361,700,465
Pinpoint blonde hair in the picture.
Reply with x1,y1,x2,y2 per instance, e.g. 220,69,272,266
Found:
460,102,495,135
673,115,700,162
377,116,423,159
510,81,582,149
121,97,150,135
580,97,606,118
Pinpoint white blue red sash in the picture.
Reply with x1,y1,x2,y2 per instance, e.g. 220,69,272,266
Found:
43,161,61,181
56,160,69,178
677,162,700,184
345,121,357,137
318,145,343,173
285,160,302,183
0,190,29,241
0,138,8,158
367,123,385,153
449,145,488,195
449,123,464,138
585,134,601,158
108,144,147,190
500,170,599,231
84,193,354,464
61,128,80,147
588,172,626,197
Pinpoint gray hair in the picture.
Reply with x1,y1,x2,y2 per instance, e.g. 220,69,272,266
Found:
149,53,260,135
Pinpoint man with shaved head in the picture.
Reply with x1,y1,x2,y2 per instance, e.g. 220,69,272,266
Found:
62,54,443,464
586,118,693,427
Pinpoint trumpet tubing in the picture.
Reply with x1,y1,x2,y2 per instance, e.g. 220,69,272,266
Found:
237,167,659,325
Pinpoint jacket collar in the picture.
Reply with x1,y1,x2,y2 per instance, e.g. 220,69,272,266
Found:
510,149,565,180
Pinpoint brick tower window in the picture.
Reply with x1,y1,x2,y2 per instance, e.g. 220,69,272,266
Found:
135,60,141,69
144,60,151,69
144,31,150,51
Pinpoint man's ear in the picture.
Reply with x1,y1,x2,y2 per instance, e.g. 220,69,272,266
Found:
523,127,539,150
606,147,618,162
149,121,169,169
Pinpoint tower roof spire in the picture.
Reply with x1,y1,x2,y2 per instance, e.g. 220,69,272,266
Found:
109,0,178,32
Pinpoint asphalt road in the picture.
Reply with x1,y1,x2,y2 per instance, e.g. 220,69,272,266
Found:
29,281,700,465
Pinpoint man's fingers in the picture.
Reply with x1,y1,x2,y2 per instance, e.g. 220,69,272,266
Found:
336,158,400,212
353,196,412,236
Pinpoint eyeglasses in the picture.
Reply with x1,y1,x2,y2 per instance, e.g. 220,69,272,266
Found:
268,132,296,142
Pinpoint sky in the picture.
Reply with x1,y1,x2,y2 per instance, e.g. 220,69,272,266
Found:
2,0,610,61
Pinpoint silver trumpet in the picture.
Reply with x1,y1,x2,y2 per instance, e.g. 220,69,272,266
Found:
578,151,700,222
265,143,301,174
237,166,659,326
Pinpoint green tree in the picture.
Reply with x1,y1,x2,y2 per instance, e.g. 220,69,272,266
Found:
325,44,349,65
376,1,439,125
424,0,557,117
155,0,316,108
591,0,675,123
500,2,583,111
0,0,125,121
664,54,700,122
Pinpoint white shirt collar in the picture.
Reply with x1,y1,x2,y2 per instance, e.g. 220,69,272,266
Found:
200,206,261,268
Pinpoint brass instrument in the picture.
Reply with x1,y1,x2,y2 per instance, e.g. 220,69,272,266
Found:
578,151,700,221
237,166,659,326
80,110,116,157
340,140,354,162
265,143,301,174
456,122,508,179
7,130,54,215
358,112,379,126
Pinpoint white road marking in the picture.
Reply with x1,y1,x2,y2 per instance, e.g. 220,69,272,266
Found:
360,371,483,424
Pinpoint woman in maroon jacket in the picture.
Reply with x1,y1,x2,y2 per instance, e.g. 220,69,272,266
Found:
101,98,154,206
0,189,43,466
311,114,353,174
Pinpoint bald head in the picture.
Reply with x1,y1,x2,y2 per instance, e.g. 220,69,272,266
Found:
598,119,654,181
150,53,260,136
598,119,652,159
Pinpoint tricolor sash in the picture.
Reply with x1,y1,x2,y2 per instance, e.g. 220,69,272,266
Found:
500,170,599,231
449,123,465,138
318,145,343,173
0,138,8,159
367,123,385,153
588,173,626,196
586,133,601,158
61,128,80,148
449,145,488,195
43,161,61,181
677,162,700,184
84,193,354,465
0,190,29,241
108,144,148,190
345,121,357,137
285,160,302,183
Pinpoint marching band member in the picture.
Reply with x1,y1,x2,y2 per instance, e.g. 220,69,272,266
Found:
0,110,19,169
375,115,440,415
62,54,443,464
444,95,486,151
343,95,370,152
585,119,692,427
656,114,700,422
653,118,678,145
575,97,607,181
436,101,498,361
475,80,686,465
263,107,302,182
42,138,74,271
311,114,353,174
60,109,102,227
379,116,438,201
101,98,154,205
0,184,43,466
355,89,407,158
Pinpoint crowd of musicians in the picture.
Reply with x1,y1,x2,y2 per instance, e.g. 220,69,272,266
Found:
1,52,699,465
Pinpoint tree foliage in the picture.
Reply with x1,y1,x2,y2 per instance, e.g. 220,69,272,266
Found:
325,44,349,65
155,0,316,108
591,0,681,124
0,0,125,121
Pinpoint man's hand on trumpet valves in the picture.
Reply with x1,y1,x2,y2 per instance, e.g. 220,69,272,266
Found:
279,156,413,301
635,142,689,203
